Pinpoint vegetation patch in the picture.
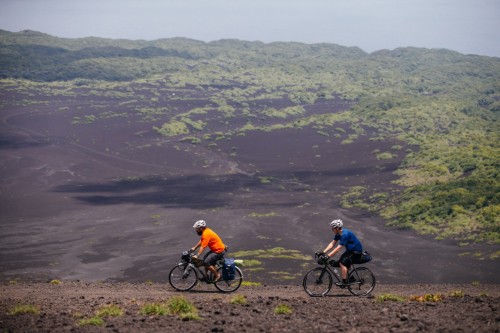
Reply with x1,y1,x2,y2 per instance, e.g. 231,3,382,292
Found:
166,296,200,320
375,152,396,160
237,259,262,267
269,271,298,280
375,294,406,302
409,294,444,302
0,33,498,245
241,281,262,287
95,304,124,317
248,212,279,218
449,290,465,298
274,304,293,315
232,247,311,260
154,120,189,137
229,294,247,305
78,316,104,327
140,302,169,316
8,304,40,315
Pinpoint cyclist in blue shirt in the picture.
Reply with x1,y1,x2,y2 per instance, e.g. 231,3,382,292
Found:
322,219,363,287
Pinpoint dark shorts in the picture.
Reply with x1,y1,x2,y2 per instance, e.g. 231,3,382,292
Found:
339,251,362,268
203,250,225,266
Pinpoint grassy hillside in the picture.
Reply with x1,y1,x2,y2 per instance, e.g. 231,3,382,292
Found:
1,30,498,244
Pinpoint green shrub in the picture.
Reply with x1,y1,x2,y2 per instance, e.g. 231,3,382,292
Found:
274,304,293,315
230,294,247,305
155,120,189,137
166,296,200,320
376,152,395,160
140,302,168,316
241,281,262,287
167,296,194,314
449,290,464,298
78,316,104,326
409,294,443,302
96,304,123,317
375,294,406,302
8,304,39,315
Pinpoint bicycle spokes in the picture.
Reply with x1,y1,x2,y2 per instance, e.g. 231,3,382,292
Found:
347,267,375,296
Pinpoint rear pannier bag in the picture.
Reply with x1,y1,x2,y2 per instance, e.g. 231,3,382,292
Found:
222,258,235,280
359,250,372,263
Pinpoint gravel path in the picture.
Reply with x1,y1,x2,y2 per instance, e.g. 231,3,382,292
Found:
1,282,498,332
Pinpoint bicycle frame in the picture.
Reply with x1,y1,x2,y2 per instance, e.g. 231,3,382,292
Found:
303,254,376,297
169,250,243,293
316,263,358,285
179,253,216,282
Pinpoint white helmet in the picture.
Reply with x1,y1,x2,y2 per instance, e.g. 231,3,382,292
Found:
193,220,206,228
330,219,343,229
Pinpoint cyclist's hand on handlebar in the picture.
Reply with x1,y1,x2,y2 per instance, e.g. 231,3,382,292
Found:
317,254,329,265
315,250,325,257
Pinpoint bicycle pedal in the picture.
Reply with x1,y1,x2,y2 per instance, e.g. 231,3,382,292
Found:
334,282,347,289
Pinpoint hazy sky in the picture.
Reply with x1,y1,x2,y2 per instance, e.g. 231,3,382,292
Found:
1,0,499,57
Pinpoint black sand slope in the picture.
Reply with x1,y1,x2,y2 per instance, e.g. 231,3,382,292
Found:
1,83,498,286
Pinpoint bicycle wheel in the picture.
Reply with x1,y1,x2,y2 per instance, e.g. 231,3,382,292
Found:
168,264,198,291
347,267,376,296
303,267,333,297
214,266,243,292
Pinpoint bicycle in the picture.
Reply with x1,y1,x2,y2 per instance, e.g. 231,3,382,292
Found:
168,250,243,293
303,252,376,297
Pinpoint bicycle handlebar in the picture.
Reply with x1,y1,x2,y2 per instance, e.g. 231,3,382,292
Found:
314,251,338,266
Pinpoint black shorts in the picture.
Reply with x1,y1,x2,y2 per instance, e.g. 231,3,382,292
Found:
339,251,362,268
203,250,225,266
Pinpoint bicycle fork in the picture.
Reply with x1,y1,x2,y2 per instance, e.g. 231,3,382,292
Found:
182,264,194,279
316,267,329,284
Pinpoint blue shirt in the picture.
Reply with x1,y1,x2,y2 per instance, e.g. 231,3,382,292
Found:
334,228,363,253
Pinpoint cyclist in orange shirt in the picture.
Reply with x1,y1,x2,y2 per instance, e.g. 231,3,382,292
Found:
191,220,227,282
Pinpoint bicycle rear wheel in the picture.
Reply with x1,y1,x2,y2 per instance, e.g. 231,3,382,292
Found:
214,266,243,292
303,267,333,297
347,267,376,296
168,264,198,291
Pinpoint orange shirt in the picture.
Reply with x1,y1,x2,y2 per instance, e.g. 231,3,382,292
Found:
200,228,225,254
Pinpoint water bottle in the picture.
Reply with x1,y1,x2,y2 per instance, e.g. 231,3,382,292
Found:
333,268,339,277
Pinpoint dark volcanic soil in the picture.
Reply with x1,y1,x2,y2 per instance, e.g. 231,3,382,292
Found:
0,81,498,287
1,282,499,333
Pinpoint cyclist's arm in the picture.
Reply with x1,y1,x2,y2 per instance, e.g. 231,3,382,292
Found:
196,245,206,257
323,240,337,254
191,240,201,252
327,244,343,258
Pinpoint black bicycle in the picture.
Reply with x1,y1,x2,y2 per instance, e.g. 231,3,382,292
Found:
303,252,376,297
168,250,243,293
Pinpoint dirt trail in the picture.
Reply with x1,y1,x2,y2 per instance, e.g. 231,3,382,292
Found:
1,282,498,332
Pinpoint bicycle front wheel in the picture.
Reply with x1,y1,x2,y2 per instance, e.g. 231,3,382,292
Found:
214,266,243,292
168,264,198,291
303,267,333,297
347,267,376,296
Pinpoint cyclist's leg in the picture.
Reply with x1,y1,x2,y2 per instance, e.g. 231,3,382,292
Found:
338,252,351,283
341,252,362,284
201,251,213,278
204,251,224,281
